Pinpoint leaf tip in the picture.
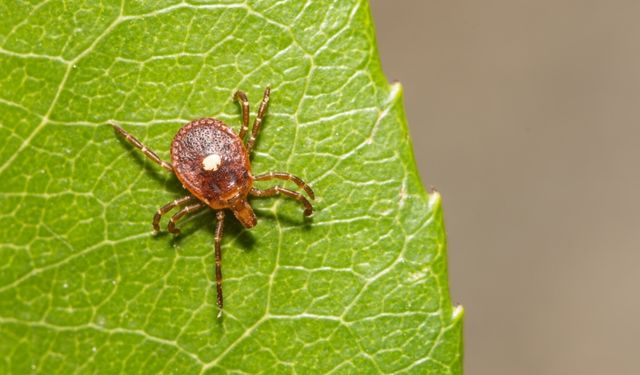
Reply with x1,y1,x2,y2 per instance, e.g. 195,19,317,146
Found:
452,304,465,321
427,189,443,209
389,81,403,101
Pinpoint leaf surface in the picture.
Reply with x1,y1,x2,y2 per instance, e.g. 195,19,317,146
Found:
0,0,463,373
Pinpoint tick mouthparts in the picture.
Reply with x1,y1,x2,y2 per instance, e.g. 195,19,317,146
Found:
231,199,257,229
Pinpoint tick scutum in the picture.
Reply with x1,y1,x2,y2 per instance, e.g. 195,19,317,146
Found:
171,118,253,210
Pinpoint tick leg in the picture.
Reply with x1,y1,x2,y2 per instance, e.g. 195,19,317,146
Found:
250,186,313,216
167,202,205,235
214,210,225,318
153,195,195,233
234,90,250,140
109,122,173,172
246,87,271,154
254,172,315,199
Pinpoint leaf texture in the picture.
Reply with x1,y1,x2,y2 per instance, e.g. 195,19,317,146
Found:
0,0,463,373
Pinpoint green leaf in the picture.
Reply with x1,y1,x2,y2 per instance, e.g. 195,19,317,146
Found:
0,0,463,373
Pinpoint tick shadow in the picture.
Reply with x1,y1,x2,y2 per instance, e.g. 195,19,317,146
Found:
164,208,257,252
224,218,257,252
253,207,315,232
160,205,313,252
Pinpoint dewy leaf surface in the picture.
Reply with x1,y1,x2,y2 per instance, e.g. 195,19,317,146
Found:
0,0,463,373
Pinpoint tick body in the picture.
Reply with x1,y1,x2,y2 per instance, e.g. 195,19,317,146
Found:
110,88,314,318
171,118,257,228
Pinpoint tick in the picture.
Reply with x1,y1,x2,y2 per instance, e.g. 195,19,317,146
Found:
109,87,314,317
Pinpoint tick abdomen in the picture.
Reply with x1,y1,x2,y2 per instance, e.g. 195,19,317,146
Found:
170,118,253,208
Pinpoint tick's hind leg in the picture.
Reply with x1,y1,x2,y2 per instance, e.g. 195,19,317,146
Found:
254,172,315,199
109,122,173,172
153,195,195,233
167,202,206,235
250,186,313,216
246,87,271,154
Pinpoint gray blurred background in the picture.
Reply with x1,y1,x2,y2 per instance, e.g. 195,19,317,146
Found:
370,1,640,374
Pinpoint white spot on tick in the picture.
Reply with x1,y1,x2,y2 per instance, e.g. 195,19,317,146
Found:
202,153,222,171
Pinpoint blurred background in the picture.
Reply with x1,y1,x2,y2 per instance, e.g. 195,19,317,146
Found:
370,1,640,374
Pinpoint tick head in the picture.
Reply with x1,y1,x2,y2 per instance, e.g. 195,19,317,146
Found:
231,199,257,229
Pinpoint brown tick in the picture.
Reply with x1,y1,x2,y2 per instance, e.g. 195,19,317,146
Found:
109,87,314,317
